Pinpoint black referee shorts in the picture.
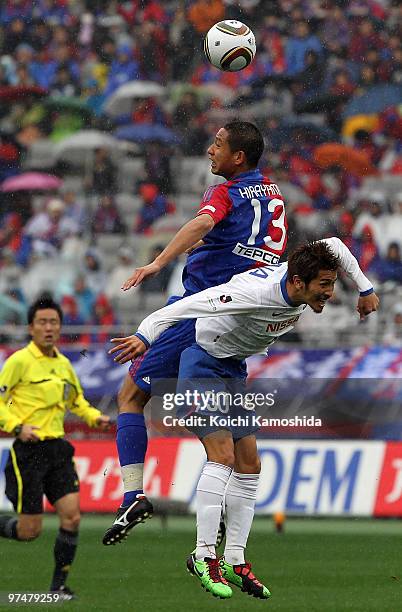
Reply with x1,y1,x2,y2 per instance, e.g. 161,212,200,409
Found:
5,438,79,515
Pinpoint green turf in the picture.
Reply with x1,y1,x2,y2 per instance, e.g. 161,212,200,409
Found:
0,516,401,611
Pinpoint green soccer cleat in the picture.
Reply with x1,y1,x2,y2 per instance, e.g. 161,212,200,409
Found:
219,558,271,599
187,553,233,599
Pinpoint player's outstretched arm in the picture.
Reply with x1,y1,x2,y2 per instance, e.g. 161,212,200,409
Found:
121,215,214,290
111,272,262,363
320,237,374,292
137,273,260,344
320,237,380,317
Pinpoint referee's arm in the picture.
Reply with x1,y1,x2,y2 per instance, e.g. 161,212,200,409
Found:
0,354,24,434
67,365,104,427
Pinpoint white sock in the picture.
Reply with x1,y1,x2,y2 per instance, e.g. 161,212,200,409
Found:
195,462,232,560
121,463,144,493
224,472,259,565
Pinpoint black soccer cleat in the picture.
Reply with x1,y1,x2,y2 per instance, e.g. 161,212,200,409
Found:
50,585,77,601
102,494,153,545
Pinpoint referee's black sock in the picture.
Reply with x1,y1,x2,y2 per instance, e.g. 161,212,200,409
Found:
50,528,79,591
0,515,19,539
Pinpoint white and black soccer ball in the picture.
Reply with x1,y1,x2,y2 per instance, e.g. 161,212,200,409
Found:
204,20,256,72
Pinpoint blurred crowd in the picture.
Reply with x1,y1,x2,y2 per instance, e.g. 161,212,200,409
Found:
0,0,401,345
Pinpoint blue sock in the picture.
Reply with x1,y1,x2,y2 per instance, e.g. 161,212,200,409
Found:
117,413,148,507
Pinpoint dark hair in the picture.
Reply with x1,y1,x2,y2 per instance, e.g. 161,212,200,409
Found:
287,241,339,285
223,120,264,168
27,297,63,325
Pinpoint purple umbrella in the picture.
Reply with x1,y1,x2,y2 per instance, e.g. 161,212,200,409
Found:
1,172,63,192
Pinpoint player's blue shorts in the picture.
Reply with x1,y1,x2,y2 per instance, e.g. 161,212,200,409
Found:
175,343,259,441
129,295,196,393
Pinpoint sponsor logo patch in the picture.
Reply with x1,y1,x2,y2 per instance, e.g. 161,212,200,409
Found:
233,243,280,265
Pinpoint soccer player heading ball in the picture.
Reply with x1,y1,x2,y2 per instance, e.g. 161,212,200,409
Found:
103,121,288,548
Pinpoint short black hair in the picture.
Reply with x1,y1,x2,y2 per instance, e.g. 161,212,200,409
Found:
223,120,264,168
287,241,339,286
27,297,63,325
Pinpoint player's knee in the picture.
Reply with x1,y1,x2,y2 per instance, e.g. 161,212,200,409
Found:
17,524,42,541
249,456,261,474
220,451,235,467
117,384,146,413
236,455,261,474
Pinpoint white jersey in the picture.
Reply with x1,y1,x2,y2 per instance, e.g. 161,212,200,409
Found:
136,238,373,360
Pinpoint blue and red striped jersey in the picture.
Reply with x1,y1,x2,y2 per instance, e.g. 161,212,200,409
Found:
182,169,288,294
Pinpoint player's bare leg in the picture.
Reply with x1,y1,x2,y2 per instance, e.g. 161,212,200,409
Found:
220,435,271,599
103,373,153,545
117,372,149,416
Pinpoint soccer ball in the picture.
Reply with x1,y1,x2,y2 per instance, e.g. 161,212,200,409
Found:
204,20,256,72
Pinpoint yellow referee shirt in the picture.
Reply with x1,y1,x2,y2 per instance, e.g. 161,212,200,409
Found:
0,341,101,439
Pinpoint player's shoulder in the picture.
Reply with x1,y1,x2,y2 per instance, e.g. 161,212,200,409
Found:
202,182,231,203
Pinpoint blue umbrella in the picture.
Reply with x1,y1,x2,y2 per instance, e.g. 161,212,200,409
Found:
343,84,402,119
114,124,181,145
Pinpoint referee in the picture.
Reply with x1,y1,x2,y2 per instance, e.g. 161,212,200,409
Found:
0,297,111,599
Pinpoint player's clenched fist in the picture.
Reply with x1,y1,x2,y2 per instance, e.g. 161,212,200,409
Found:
108,335,147,364
357,292,380,320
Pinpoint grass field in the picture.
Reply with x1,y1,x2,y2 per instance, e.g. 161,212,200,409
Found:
1,515,401,611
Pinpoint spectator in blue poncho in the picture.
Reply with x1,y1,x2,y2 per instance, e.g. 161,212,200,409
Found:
285,21,323,76
103,44,140,98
